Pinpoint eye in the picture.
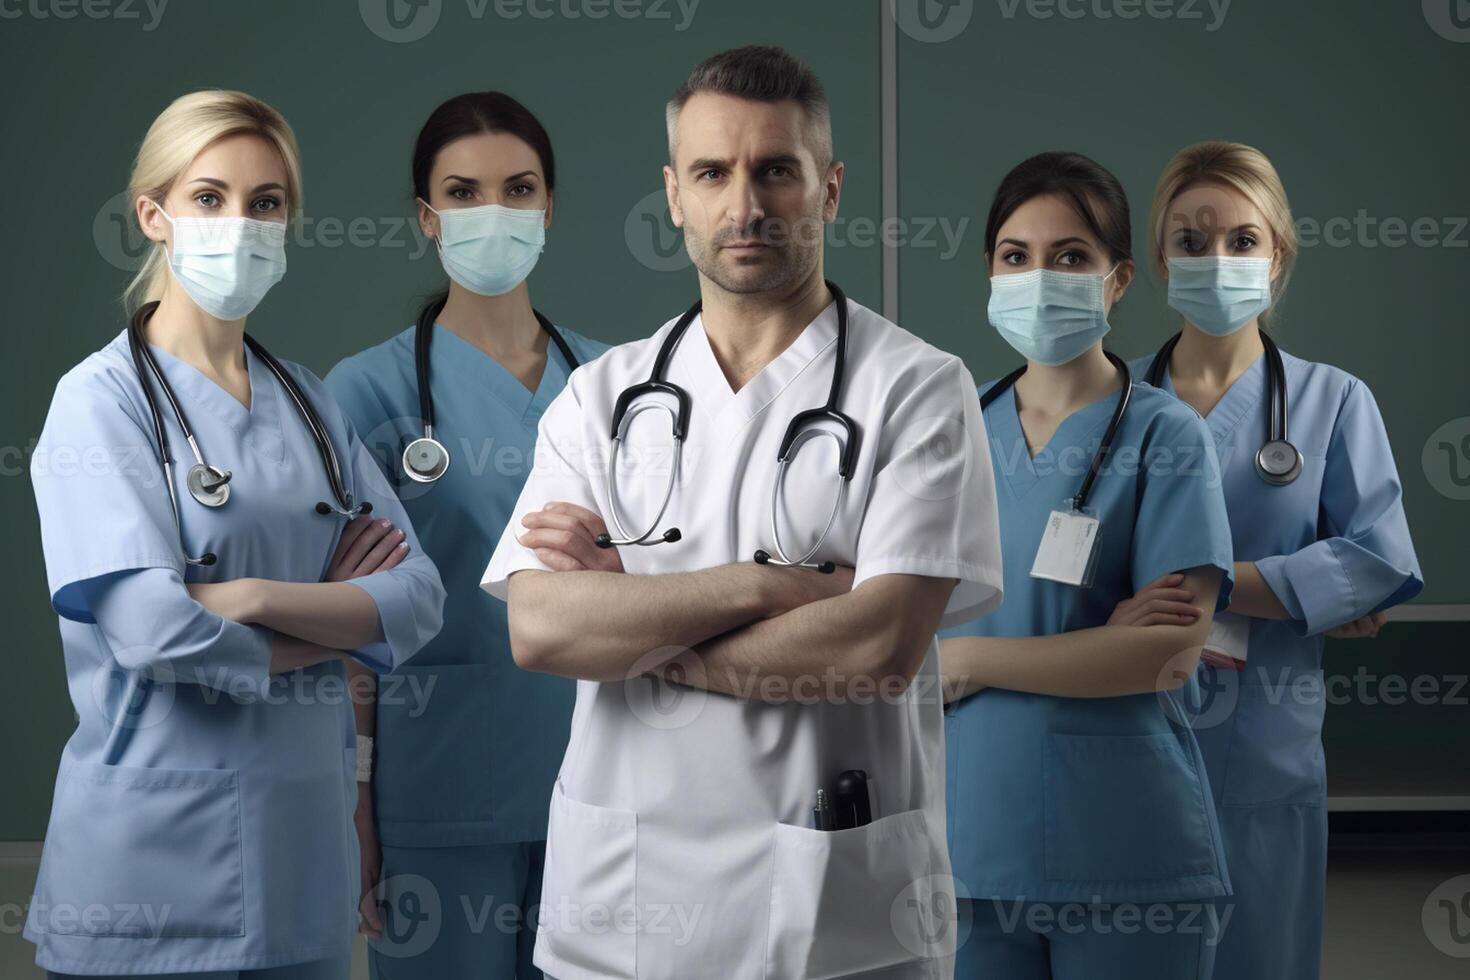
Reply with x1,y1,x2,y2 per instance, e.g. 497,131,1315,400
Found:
1056,249,1090,267
1175,233,1204,255
448,185,476,201
1000,249,1028,266
1232,234,1258,252
194,192,220,209
766,165,793,179
251,196,281,215
697,168,724,182
507,182,534,198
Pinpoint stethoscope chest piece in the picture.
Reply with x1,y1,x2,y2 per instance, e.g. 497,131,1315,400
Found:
186,462,231,507
403,435,450,483
1256,439,1302,486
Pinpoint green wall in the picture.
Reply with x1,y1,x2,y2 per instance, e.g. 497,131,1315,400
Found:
0,1,1463,837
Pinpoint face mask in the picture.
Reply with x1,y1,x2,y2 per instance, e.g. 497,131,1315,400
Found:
425,202,546,296
1166,255,1273,336
987,266,1118,366
156,207,288,320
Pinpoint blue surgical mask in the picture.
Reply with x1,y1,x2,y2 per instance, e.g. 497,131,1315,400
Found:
157,207,288,321
1166,255,1273,336
425,201,546,296
987,266,1118,366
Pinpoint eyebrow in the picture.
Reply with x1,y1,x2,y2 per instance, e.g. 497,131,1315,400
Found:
684,154,803,176
441,174,480,186
997,236,1092,249
502,170,538,184
186,177,285,194
1172,222,1263,234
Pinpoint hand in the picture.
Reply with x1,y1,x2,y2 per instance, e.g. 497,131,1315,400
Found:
1107,573,1202,628
187,579,260,623
326,516,409,582
517,501,625,572
1326,611,1387,639
354,784,384,939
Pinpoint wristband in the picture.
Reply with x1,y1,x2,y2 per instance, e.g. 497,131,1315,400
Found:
355,734,374,783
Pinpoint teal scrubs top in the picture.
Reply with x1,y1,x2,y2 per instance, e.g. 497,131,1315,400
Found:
327,321,607,847
940,379,1235,905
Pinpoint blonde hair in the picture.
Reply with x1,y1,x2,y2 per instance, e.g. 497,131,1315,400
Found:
1149,140,1297,328
123,90,303,314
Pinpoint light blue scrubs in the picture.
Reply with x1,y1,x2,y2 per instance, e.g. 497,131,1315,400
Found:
26,330,446,976
1131,346,1422,980
941,379,1235,980
326,321,606,979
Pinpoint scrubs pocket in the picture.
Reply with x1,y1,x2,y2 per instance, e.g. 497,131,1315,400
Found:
35,760,244,938
1220,676,1326,807
374,663,493,839
1043,733,1217,885
765,807,935,980
539,780,638,979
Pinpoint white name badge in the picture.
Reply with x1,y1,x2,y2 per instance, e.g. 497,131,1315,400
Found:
1202,610,1250,670
1030,507,1101,588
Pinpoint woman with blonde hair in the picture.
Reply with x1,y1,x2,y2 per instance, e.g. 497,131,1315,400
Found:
1129,140,1422,980
25,90,445,978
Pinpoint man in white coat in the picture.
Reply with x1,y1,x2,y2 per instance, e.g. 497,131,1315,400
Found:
482,45,1004,980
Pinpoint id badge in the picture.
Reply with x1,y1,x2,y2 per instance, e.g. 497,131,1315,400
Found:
1201,610,1250,671
1030,503,1101,588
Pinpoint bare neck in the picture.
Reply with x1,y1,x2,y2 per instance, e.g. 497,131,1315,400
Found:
141,282,248,378
436,280,547,360
1014,344,1120,417
1169,321,1265,389
696,268,831,392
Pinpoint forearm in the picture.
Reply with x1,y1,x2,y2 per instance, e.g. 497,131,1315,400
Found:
683,577,951,702
1227,561,1290,620
248,580,386,650
506,562,786,681
269,632,348,674
346,658,377,737
941,619,1212,701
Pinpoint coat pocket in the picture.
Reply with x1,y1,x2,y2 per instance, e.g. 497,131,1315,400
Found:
765,807,937,980
34,760,244,938
1043,733,1218,885
538,780,639,979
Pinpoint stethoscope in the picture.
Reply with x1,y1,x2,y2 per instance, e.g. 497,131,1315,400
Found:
127,301,371,567
592,280,860,574
402,298,581,483
1145,329,1302,485
981,350,1133,512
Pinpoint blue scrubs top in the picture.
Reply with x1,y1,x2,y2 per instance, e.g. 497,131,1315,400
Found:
941,379,1235,905
25,330,445,974
326,321,607,847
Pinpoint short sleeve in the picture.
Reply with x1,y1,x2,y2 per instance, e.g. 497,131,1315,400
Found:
1130,403,1235,608
852,358,1004,630
480,381,601,601
30,367,184,623
1254,379,1423,635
